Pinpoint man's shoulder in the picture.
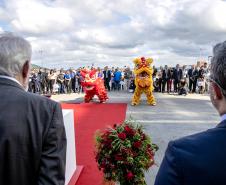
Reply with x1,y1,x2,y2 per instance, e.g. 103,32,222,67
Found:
173,129,212,145
22,91,58,108
170,127,221,155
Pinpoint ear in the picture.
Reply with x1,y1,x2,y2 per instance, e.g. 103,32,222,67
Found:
212,83,223,100
146,58,153,65
133,58,140,65
22,61,30,79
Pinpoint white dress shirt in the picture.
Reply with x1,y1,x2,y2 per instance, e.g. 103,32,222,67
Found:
221,114,226,122
0,75,23,88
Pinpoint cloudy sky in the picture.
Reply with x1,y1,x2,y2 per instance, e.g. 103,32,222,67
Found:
0,0,226,69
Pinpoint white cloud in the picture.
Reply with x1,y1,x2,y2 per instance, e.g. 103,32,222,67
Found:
8,0,73,33
0,0,226,68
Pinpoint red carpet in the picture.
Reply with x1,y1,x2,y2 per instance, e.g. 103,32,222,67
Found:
61,103,127,185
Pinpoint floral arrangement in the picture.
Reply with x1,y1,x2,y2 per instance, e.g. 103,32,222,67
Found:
95,120,158,185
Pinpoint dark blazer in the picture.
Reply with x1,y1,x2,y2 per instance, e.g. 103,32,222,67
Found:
103,70,111,80
173,68,183,82
154,120,226,185
187,68,193,77
162,69,171,80
0,78,67,185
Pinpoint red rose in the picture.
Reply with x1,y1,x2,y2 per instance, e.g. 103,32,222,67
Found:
126,171,134,180
114,154,124,161
133,141,142,148
100,161,107,168
141,133,146,140
103,139,112,148
124,125,135,137
102,131,111,140
118,132,126,140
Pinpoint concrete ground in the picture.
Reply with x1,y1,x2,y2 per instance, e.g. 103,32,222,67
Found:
51,91,219,185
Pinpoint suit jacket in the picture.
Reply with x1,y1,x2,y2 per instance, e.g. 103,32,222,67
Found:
0,78,67,185
162,69,172,80
154,120,226,185
103,70,111,80
187,68,193,77
173,68,183,82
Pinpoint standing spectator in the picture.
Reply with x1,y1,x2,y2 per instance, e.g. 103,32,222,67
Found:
114,67,122,91
103,66,111,91
124,67,133,91
57,69,65,94
64,70,71,94
75,69,82,93
31,71,39,93
41,68,48,94
153,66,158,77
203,62,209,92
37,68,46,94
158,66,163,92
173,64,183,92
191,66,199,93
167,67,174,93
188,65,195,92
199,65,205,79
120,69,125,90
47,69,56,94
70,69,76,93
110,69,115,90
0,33,66,185
97,67,104,78
162,65,169,93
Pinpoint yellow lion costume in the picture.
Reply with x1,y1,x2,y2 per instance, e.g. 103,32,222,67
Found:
131,57,156,106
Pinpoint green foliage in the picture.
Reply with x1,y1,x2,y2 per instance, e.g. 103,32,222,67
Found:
95,120,158,185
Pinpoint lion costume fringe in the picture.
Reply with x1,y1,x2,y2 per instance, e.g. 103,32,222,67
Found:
131,57,156,106
80,68,108,103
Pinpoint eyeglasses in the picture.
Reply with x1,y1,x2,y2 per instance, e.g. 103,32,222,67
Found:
208,76,226,95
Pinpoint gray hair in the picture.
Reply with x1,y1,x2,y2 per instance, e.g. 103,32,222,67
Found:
0,33,32,77
211,40,226,97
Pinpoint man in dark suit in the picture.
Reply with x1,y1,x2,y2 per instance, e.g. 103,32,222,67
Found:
162,65,169,93
173,64,183,92
0,33,66,185
103,66,111,91
154,40,226,185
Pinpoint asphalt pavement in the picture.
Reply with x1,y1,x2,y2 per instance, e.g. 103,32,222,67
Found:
52,91,219,185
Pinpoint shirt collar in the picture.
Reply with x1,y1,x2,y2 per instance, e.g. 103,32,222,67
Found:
0,75,23,88
221,114,226,122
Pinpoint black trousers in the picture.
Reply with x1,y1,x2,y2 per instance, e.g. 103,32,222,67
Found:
162,78,167,92
104,79,110,91
174,80,179,92
192,79,197,93
71,78,75,92
189,78,193,92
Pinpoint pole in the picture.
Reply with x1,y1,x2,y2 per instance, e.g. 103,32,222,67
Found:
39,50,43,68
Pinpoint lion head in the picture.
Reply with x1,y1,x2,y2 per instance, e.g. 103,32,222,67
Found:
133,57,154,88
80,68,97,91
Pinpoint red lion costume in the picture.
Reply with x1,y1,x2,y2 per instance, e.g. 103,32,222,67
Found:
80,69,108,103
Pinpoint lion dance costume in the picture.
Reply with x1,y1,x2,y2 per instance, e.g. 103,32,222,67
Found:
80,68,108,103
131,57,156,106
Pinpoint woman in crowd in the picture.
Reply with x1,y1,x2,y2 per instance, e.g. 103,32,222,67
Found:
47,69,56,94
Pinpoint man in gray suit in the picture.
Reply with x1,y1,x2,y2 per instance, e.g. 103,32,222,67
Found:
0,33,67,185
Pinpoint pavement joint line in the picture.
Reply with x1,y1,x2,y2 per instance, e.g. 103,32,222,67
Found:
129,120,218,124
127,111,216,114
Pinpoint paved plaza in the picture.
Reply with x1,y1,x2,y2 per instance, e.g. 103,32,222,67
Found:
52,92,219,185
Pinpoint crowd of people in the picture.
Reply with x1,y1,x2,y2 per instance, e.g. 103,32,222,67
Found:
1,33,226,185
153,62,210,95
29,62,210,96
28,66,134,94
